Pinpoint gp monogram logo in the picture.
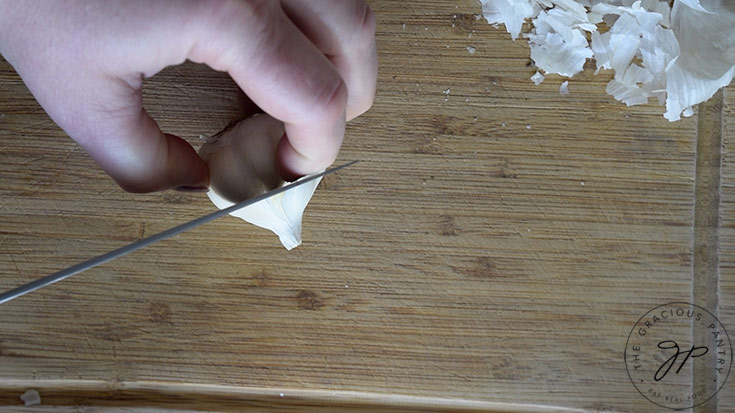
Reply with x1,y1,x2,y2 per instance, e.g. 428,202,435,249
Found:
625,302,732,410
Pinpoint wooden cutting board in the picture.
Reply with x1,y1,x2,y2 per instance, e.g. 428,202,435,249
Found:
1,0,733,411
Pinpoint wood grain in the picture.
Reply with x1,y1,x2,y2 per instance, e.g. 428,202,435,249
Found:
692,90,724,413
0,0,732,411
717,85,735,413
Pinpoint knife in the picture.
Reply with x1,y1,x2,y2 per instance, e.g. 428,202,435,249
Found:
0,160,357,305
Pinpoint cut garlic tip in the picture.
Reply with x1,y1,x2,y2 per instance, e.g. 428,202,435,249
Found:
206,174,322,250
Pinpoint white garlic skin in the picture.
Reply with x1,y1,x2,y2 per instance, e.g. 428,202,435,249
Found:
199,114,322,250
673,0,735,80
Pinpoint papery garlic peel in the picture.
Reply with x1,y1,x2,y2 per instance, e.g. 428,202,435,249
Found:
480,0,735,121
199,114,322,250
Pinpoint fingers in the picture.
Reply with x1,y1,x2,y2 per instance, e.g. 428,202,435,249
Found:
191,0,351,177
85,84,209,192
280,0,378,121
83,117,210,194
0,0,210,193
1,0,377,189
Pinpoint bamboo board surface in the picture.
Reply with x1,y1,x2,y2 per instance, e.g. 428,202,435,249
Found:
0,0,733,411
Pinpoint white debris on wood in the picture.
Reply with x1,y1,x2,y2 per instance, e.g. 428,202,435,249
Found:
20,390,41,407
531,71,545,85
560,80,570,94
481,0,536,40
479,0,735,121
528,2,596,78
467,46,477,54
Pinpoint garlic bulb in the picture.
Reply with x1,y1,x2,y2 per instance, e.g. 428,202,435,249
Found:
199,114,322,250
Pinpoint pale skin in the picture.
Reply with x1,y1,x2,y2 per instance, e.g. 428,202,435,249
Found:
0,0,377,192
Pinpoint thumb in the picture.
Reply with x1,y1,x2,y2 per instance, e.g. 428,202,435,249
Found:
0,1,209,193
79,105,209,193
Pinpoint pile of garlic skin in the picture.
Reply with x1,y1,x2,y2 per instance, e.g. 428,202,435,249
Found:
200,114,322,250
480,0,735,120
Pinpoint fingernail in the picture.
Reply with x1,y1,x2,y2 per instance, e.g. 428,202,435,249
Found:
174,185,209,193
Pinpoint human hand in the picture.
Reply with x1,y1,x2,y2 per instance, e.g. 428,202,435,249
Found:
0,0,377,192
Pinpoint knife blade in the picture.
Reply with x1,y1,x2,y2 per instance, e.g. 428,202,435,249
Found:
0,160,357,305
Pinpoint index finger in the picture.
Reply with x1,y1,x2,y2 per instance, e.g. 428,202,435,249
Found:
281,0,377,121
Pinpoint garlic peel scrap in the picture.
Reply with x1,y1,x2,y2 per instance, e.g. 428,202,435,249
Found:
482,0,537,40
200,114,321,250
531,71,545,85
20,390,41,407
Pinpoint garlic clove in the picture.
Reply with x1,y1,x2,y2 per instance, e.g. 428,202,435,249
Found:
199,113,284,202
200,113,322,250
